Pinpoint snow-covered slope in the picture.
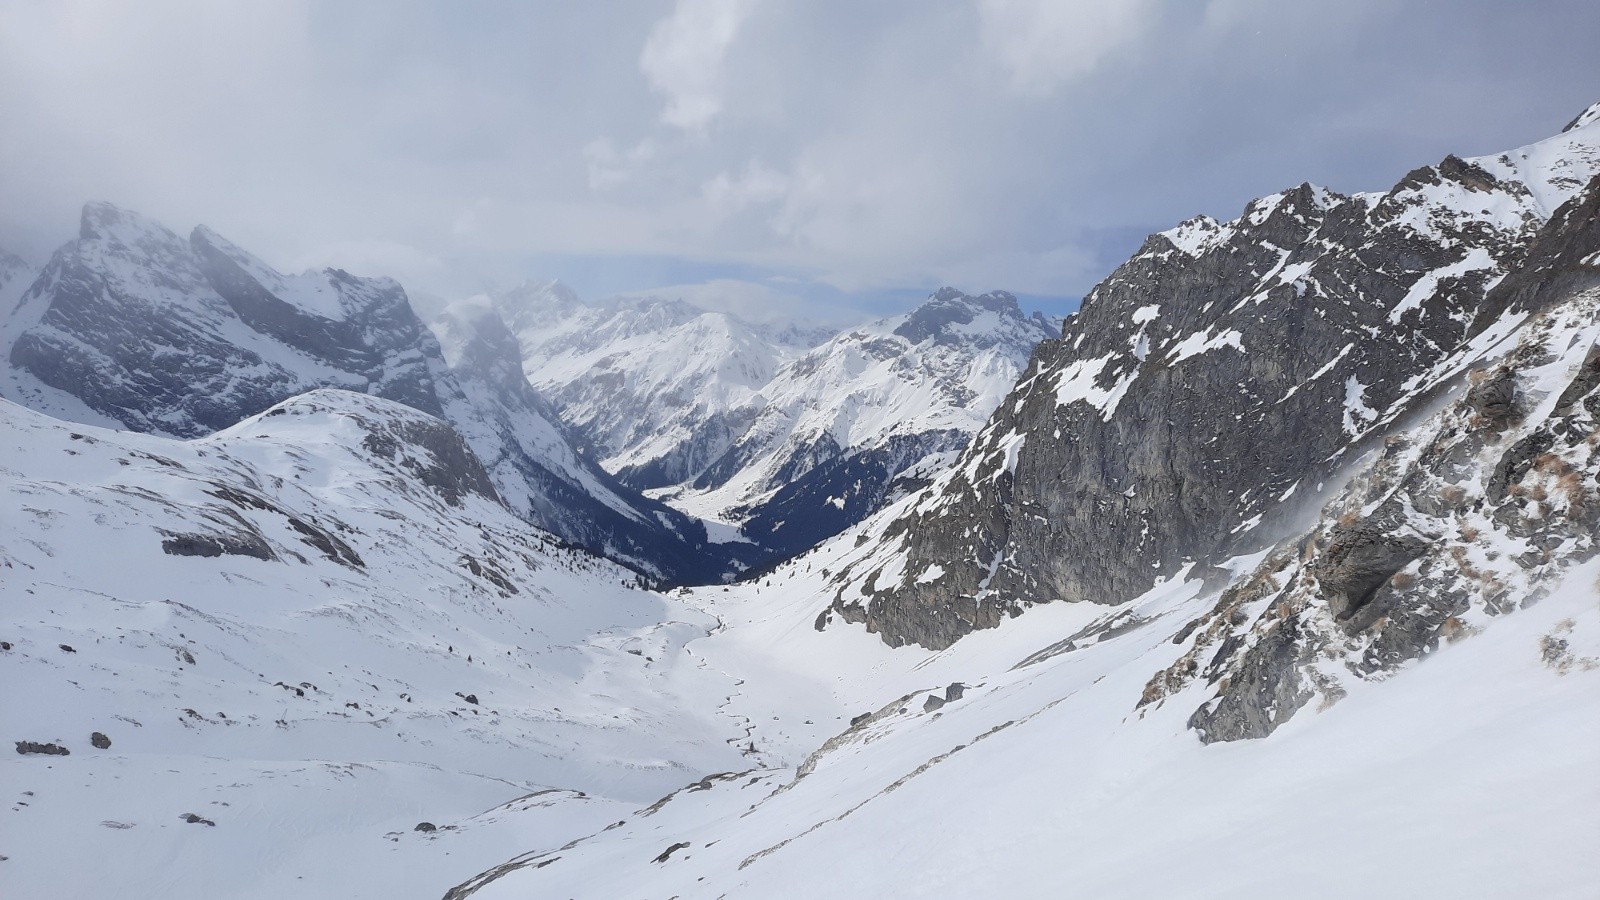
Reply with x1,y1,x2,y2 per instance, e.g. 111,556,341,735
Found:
0,390,755,899
491,282,830,491
667,288,1057,556
441,188,1600,900
0,206,740,583
0,247,32,309
8,105,1600,900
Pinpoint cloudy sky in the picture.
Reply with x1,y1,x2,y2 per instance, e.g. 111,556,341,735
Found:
2,0,1597,322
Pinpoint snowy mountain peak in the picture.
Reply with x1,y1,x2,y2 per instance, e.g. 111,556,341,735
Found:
894,287,1036,345
1155,183,1342,260
77,200,182,249
0,245,31,296
189,225,360,321
219,388,502,507
493,278,584,333
1562,98,1600,133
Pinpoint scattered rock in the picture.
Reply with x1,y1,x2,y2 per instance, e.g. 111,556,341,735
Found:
15,741,69,756
415,822,437,833
922,694,946,713
1309,519,1430,630
0,641,12,651
1466,367,1518,425
160,531,275,561
849,712,871,727
653,841,691,863
180,813,216,826
455,692,479,705
944,682,966,702
90,732,111,750
58,644,75,653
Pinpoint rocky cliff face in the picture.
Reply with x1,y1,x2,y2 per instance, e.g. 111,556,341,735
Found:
7,204,449,435
1143,180,1600,741
828,105,1600,649
2,205,741,584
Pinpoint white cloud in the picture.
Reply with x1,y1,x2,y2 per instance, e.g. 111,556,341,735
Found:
3,2,1593,314
975,0,1159,95
702,161,791,215
614,277,858,325
639,0,753,131
585,137,660,190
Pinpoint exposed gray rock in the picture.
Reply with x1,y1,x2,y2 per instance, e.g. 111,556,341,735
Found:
832,114,1600,650
1466,367,1518,425
1150,226,1600,742
653,841,690,863
15,741,69,756
1309,518,1431,630
161,531,276,561
90,732,111,749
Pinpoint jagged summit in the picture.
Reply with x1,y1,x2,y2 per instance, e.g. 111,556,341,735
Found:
1562,98,1600,133
1155,183,1341,259
77,200,176,246
893,287,1039,344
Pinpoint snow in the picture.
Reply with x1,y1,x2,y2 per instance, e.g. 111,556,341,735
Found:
1342,375,1377,435
194,226,348,320
1389,247,1500,323
1166,328,1244,365
1158,215,1233,256
488,283,829,491
1052,353,1116,409
6,101,1599,900
0,394,751,899
650,291,1052,521
452,544,1600,900
1131,304,1161,324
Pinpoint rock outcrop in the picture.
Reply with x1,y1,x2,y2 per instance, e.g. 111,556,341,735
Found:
1142,176,1600,741
827,106,1600,649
